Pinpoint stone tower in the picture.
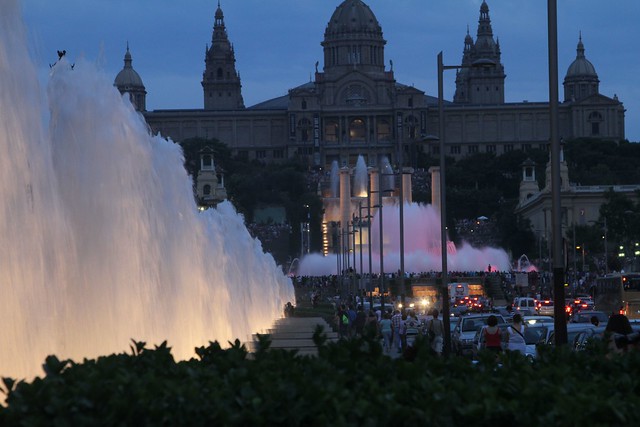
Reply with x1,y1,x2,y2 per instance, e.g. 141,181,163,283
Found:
196,146,227,207
114,44,146,111
518,158,540,206
454,0,506,104
202,1,244,110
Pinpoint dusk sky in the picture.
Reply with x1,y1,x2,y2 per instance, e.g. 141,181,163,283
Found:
20,0,640,142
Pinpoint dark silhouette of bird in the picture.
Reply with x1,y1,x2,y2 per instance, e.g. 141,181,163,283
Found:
57,50,66,59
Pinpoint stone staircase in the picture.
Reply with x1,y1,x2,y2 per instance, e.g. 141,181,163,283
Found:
247,317,338,356
485,274,508,306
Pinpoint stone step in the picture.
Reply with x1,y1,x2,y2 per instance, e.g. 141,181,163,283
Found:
247,317,337,356
253,331,338,340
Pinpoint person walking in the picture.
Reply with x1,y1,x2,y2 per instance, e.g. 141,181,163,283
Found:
427,309,444,356
379,312,393,354
605,313,637,354
354,305,367,337
391,309,403,353
336,304,350,340
364,309,379,339
506,313,526,354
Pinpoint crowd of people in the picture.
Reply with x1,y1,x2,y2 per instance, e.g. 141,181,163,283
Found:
292,273,640,358
333,302,446,357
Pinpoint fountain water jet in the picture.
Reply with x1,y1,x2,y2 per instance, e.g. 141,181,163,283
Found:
0,2,294,380
329,160,339,198
353,155,368,197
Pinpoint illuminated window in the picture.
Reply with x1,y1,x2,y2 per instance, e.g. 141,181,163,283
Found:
349,118,366,142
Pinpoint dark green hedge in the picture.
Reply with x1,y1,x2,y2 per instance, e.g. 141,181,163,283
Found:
1,332,639,426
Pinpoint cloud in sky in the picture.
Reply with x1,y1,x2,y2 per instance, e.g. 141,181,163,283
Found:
20,0,640,141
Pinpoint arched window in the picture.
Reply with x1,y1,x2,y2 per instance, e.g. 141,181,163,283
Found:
203,155,212,167
203,185,211,195
216,68,223,79
349,118,366,142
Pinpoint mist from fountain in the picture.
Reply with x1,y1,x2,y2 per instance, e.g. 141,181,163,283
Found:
516,254,537,272
298,155,512,276
298,202,511,276
0,3,294,380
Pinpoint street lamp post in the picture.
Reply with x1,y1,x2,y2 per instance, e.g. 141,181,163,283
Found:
352,220,357,297
357,201,373,304
367,184,374,307
371,179,394,312
437,51,452,355
436,51,495,355
378,179,385,312
548,0,568,345
604,217,608,274
358,208,364,299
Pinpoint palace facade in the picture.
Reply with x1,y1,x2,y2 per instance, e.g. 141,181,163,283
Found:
115,0,625,172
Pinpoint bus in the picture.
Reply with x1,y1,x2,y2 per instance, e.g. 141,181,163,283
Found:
593,273,640,319
448,282,469,303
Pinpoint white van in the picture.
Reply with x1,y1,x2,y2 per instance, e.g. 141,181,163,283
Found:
512,297,537,315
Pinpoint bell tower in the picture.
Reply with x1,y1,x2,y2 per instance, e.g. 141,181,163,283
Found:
202,1,244,110
454,1,506,104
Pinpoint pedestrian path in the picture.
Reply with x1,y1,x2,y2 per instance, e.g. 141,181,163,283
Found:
247,317,338,356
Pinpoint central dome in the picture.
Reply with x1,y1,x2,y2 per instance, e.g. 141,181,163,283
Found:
325,0,382,38
565,37,597,78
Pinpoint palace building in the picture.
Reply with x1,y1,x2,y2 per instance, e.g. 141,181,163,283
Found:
115,0,625,171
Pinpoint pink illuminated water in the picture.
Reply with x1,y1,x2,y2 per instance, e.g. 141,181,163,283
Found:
298,202,511,276
0,2,294,380
298,156,511,276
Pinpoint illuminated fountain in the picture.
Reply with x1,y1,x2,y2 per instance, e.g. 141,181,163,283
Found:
298,155,511,276
0,3,294,380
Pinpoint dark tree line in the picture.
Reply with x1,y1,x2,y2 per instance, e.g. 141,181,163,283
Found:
177,137,639,263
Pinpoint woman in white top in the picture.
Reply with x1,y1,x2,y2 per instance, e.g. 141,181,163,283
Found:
506,313,526,354
427,309,444,355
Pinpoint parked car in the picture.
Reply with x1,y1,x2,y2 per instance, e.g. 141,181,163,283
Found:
523,325,551,358
570,310,608,326
472,323,550,359
573,326,607,351
512,297,538,316
523,315,554,326
491,306,513,321
472,323,510,358
544,323,599,353
565,297,595,316
452,313,506,357
536,299,555,316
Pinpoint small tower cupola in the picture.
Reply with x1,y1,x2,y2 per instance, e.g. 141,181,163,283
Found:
518,158,540,206
196,146,227,208
563,33,600,102
114,44,147,111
